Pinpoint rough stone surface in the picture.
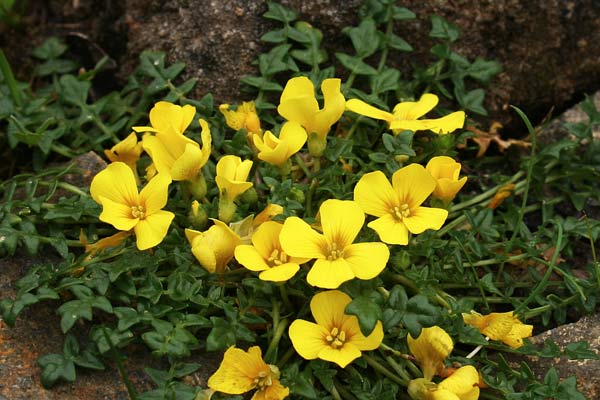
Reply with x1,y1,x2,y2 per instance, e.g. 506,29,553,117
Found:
3,1,600,130
540,90,600,145
517,313,600,400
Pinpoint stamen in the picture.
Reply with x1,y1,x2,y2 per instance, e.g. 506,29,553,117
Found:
326,242,345,260
267,248,289,266
325,326,346,349
392,204,410,220
131,205,146,219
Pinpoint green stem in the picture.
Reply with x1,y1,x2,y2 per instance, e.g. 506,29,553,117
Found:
0,48,22,107
101,328,138,400
583,215,600,289
515,222,563,314
305,178,319,217
449,171,525,213
57,182,89,197
523,294,579,319
294,154,312,178
329,382,342,400
362,354,408,386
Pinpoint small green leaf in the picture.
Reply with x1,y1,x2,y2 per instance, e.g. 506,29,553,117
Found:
430,15,460,42
466,58,502,82
31,37,68,60
343,19,380,58
335,53,377,75
59,75,91,106
393,6,416,20
263,1,297,23
345,295,383,336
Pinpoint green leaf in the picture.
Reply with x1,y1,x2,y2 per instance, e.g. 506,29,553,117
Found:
430,15,460,42
261,28,288,43
59,75,91,106
403,295,441,337
343,19,380,58
393,6,416,20
345,295,383,336
370,68,400,94
263,1,297,23
335,53,377,75
206,317,236,351
388,34,413,52
456,88,487,115
38,353,76,388
32,37,68,60
466,58,502,82
167,272,201,302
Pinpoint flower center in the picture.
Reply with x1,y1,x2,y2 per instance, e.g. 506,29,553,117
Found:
392,204,411,220
267,248,288,266
131,205,146,219
325,327,346,349
326,242,345,261
254,370,273,390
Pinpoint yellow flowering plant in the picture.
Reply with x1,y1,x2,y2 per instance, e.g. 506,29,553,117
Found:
6,4,594,400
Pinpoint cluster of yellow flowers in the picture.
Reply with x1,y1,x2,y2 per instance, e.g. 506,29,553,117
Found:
89,75,532,400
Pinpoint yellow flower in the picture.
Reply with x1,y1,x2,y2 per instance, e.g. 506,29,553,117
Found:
235,221,309,282
253,121,307,167
219,101,262,137
279,199,389,289
90,162,174,250
185,219,242,273
425,156,468,203
462,311,533,348
104,132,143,181
289,290,383,368
215,155,254,202
141,118,212,182
346,93,465,135
208,346,289,400
408,326,454,381
408,366,480,400
133,101,196,136
253,203,284,227
354,164,448,245
278,76,345,156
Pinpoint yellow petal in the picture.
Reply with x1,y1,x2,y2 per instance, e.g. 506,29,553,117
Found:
367,214,410,245
354,171,399,217
278,121,308,156
258,263,300,282
278,77,318,128
437,365,480,400
392,164,436,209
133,210,175,250
198,119,212,167
251,221,282,258
403,207,448,234
139,172,171,214
253,204,284,227
208,346,266,394
312,78,345,137
426,156,461,180
253,379,290,400
307,258,355,289
344,320,384,351
310,290,352,330
343,242,389,280
390,111,465,134
346,99,393,122
289,319,329,360
504,323,533,348
393,93,439,120
170,143,203,181
317,342,362,368
98,196,139,231
90,162,139,206
235,245,270,272
319,199,364,248
280,217,326,259
408,326,454,380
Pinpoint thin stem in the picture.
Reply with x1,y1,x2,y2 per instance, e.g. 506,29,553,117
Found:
101,328,138,400
449,171,525,213
362,354,408,386
515,222,563,314
0,48,22,107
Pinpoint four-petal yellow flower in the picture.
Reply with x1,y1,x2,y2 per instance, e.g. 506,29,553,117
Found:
90,162,174,250
426,156,468,203
288,290,383,368
215,155,254,202
280,199,390,289
354,164,448,245
346,93,465,135
235,221,309,282
253,121,307,168
185,219,242,273
208,346,289,400
278,76,345,156
462,311,533,348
